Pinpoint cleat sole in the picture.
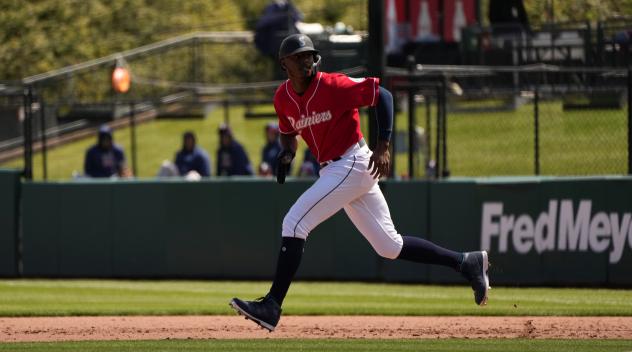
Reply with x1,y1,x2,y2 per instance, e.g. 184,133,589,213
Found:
229,299,276,332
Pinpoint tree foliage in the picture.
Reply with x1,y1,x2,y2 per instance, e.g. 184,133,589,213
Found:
2,0,631,82
0,0,245,80
480,0,632,27
0,0,370,81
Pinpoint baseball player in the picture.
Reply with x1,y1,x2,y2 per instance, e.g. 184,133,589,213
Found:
230,34,490,332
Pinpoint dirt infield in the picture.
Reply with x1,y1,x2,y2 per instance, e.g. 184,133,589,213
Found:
1,316,632,342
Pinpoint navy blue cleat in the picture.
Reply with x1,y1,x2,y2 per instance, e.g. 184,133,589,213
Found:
229,294,281,332
460,251,490,306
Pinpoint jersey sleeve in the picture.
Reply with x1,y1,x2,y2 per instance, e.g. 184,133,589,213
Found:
274,92,298,135
333,74,380,110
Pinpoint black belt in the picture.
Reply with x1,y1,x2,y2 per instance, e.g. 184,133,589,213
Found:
320,138,367,168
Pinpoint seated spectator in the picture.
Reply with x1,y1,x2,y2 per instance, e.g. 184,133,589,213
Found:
259,122,287,177
258,161,273,176
156,160,201,181
175,131,211,177
84,125,128,178
254,0,303,58
614,29,632,45
217,124,254,176
156,160,179,177
298,148,320,177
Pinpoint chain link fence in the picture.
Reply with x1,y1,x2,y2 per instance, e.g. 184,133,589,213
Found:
0,83,29,176
386,65,631,178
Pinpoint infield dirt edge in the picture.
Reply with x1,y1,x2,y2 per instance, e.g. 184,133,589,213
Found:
1,315,631,342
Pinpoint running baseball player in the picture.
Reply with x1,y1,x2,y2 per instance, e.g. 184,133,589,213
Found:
230,34,490,332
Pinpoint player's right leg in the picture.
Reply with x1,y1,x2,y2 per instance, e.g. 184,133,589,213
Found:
230,152,372,331
343,183,490,306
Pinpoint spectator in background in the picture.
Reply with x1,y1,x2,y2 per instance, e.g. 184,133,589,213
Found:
259,122,285,177
217,124,254,176
175,131,211,178
84,125,128,178
488,0,530,35
614,29,632,45
254,0,303,59
297,149,320,177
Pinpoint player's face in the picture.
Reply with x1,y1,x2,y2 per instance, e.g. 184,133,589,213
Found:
99,135,112,150
221,134,231,147
282,51,314,80
266,128,277,142
184,136,195,151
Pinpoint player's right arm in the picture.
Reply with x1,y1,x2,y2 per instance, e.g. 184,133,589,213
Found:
276,134,297,184
274,90,298,184
279,133,297,154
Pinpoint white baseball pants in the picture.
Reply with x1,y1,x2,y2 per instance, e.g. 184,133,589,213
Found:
281,143,404,259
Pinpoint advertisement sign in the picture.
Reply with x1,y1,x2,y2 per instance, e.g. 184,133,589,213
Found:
428,178,632,286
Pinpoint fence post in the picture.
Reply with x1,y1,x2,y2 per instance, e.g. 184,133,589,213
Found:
407,57,416,178
534,86,540,176
628,67,632,175
22,86,33,180
408,87,415,179
425,94,432,174
441,79,449,178
39,98,48,180
367,0,385,150
130,102,138,177
435,85,442,178
390,85,397,178
190,37,199,83
223,100,229,123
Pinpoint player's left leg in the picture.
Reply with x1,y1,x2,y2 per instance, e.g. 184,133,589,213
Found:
343,182,490,305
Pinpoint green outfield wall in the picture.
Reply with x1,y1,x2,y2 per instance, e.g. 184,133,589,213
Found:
0,169,21,277
425,177,632,286
9,176,632,285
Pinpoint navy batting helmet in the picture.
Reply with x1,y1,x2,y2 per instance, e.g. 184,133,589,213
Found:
278,34,318,59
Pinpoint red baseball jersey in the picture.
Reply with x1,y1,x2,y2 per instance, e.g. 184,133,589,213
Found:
273,72,380,163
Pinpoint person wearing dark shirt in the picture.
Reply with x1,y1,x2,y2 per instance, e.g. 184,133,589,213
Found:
175,131,211,177
254,0,303,58
217,124,254,176
84,125,127,178
297,148,320,177
260,122,285,176
488,0,530,35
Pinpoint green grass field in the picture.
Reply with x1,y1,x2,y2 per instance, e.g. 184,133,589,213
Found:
1,280,632,317
0,101,626,179
2,339,631,352
445,102,627,176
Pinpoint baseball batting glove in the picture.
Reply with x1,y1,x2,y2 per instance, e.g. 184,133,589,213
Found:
276,149,295,184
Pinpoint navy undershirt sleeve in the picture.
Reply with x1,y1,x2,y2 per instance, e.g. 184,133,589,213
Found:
375,86,394,142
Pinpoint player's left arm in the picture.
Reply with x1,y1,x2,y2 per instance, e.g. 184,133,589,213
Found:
368,86,393,179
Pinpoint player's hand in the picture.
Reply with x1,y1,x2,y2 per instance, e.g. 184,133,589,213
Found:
276,149,295,184
368,140,390,179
